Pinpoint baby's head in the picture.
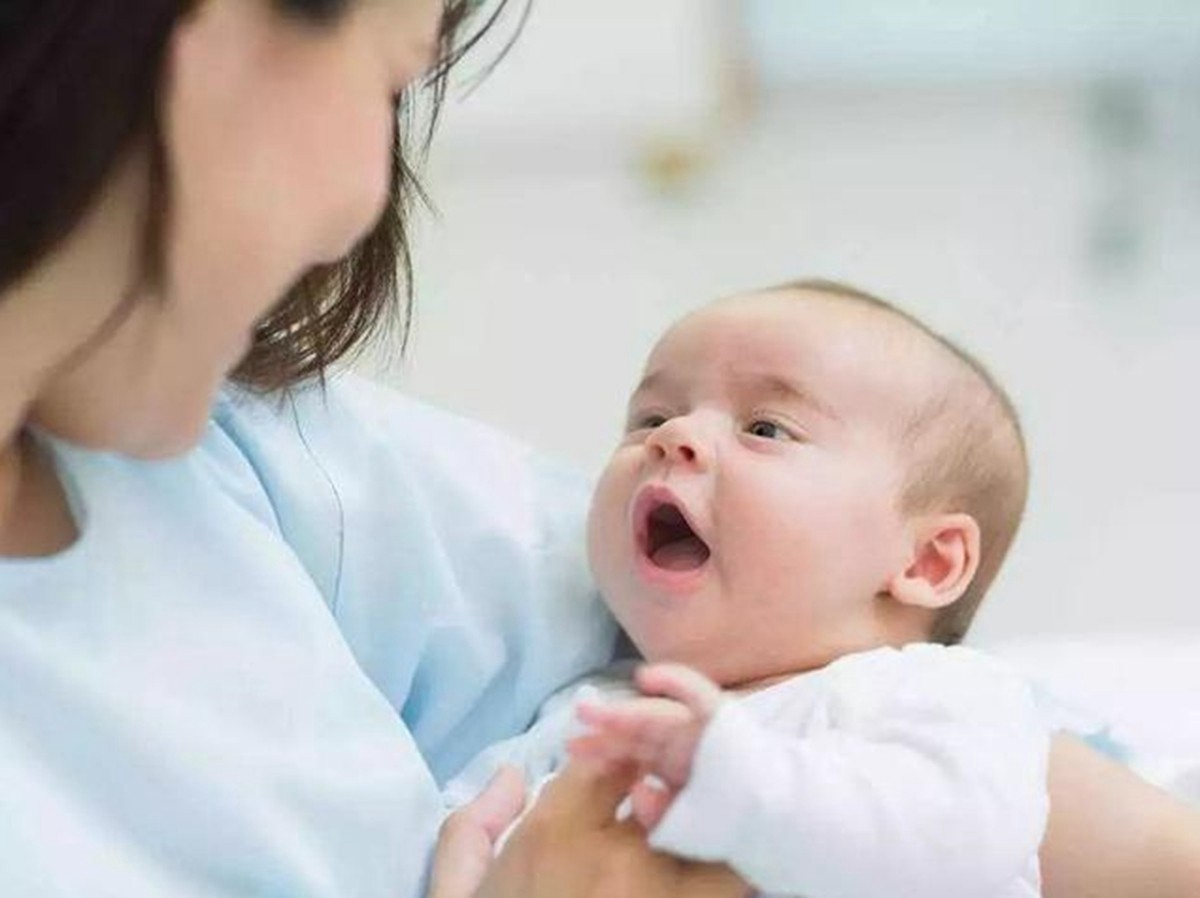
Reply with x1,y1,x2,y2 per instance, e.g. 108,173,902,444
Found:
587,280,1028,688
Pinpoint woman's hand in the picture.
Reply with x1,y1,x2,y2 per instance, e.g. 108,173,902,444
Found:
427,766,527,898
475,760,749,898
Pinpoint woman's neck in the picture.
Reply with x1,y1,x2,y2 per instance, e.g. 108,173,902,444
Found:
0,440,21,530
0,276,101,557
0,431,77,558
0,146,147,557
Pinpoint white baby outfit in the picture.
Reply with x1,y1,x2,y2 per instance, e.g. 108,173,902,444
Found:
446,644,1049,898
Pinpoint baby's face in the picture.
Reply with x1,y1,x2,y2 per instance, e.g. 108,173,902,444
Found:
588,292,928,686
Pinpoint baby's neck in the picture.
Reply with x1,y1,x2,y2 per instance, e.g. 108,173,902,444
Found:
720,628,937,696
728,670,798,696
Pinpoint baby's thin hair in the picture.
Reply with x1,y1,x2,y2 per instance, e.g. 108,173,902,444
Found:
774,278,1029,645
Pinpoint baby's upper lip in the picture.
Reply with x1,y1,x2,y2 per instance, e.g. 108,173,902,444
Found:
631,483,710,556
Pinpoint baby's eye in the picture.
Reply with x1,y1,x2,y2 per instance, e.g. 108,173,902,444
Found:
745,419,795,441
629,412,669,432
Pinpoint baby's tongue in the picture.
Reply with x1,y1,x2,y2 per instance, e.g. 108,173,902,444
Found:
651,536,709,571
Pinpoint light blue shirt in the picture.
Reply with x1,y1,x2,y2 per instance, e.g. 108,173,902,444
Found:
0,376,618,897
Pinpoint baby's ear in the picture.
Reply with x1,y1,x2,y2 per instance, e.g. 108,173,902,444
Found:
885,513,981,610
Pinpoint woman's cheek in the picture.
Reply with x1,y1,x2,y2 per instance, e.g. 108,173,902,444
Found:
309,103,395,264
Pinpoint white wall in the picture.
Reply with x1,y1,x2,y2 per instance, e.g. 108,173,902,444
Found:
369,20,1200,644
746,0,1200,83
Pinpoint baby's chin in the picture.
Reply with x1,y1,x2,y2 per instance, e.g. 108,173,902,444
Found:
620,633,744,685
629,629,844,690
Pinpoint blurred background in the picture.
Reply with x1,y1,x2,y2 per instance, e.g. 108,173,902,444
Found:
369,0,1200,650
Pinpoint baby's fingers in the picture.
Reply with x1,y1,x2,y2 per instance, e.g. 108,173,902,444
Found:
631,778,676,831
635,663,725,719
565,732,635,767
573,699,691,764
577,697,692,735
567,726,665,768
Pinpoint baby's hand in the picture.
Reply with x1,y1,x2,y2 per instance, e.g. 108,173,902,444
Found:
568,663,726,830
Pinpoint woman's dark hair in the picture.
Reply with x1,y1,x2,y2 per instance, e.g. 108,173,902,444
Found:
0,0,518,391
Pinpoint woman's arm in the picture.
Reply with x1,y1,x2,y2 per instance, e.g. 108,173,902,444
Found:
1042,734,1200,898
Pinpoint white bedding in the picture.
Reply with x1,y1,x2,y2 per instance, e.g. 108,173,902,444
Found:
986,634,1200,806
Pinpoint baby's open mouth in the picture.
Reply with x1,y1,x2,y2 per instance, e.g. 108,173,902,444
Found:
643,502,711,571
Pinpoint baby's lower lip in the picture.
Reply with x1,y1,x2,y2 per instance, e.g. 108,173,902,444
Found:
634,551,711,596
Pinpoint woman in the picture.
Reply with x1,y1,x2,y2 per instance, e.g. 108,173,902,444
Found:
1,2,1196,896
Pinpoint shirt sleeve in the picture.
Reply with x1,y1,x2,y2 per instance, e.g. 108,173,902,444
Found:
211,375,619,783
649,647,1050,898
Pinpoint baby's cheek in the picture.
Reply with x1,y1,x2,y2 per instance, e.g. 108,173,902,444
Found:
586,462,633,576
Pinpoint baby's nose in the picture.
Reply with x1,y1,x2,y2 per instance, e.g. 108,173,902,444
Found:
647,417,708,468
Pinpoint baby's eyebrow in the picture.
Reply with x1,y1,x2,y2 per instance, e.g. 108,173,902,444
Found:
629,369,673,403
747,374,842,423
629,370,840,423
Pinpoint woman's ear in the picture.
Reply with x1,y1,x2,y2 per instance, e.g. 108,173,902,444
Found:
885,513,981,610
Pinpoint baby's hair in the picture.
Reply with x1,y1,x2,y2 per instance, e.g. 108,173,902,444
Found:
773,279,1029,645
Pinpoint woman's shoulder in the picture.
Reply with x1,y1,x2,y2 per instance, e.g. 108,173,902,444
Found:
216,374,583,487
205,372,600,623
210,373,593,550
210,375,615,780
212,374,511,459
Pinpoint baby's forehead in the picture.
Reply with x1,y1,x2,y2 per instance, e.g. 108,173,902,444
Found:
653,290,927,375
644,290,949,425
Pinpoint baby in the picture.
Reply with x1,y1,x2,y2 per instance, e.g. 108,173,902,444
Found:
445,279,1047,898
